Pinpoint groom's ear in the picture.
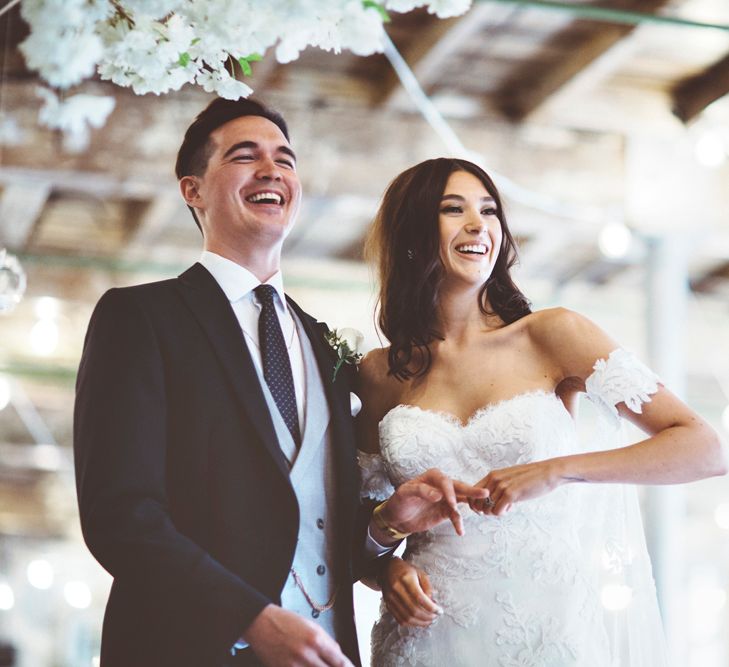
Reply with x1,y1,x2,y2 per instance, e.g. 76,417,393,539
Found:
179,175,202,209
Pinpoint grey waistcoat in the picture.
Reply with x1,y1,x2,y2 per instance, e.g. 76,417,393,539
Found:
254,309,341,640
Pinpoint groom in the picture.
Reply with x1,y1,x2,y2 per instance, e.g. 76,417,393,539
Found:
74,97,484,667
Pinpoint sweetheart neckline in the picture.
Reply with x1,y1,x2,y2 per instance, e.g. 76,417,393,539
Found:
379,389,566,429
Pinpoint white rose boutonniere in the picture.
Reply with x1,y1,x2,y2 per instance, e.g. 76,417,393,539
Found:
325,327,364,382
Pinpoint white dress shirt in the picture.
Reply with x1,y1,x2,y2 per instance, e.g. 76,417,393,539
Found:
199,251,306,435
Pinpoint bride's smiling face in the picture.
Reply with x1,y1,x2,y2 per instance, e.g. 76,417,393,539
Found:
438,170,502,286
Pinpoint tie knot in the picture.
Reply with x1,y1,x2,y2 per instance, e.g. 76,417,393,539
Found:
254,284,277,306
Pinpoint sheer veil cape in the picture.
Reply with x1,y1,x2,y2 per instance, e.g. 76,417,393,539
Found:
579,349,668,666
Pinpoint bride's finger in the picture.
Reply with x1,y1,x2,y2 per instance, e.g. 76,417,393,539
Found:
469,491,493,513
401,576,440,616
398,592,439,623
394,592,437,626
386,594,414,626
490,489,513,515
453,480,489,500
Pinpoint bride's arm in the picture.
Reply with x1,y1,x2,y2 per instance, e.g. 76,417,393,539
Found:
472,308,726,516
355,349,393,456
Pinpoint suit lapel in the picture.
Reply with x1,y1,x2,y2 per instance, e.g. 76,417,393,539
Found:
176,263,290,479
286,297,359,537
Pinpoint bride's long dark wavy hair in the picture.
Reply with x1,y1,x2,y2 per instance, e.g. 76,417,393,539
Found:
366,158,531,381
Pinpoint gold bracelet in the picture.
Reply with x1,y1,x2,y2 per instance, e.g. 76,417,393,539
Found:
372,501,411,541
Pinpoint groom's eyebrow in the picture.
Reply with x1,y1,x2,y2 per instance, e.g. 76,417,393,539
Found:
223,141,297,162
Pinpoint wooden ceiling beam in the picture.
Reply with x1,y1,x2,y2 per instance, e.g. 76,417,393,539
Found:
379,4,517,108
0,166,176,198
371,12,469,107
494,0,670,121
123,193,188,256
0,183,51,250
690,259,729,294
672,52,729,123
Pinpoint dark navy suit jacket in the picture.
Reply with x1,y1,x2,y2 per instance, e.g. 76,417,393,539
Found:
74,263,367,667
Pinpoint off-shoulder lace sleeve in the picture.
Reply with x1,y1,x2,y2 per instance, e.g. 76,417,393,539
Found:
357,451,395,501
585,348,660,427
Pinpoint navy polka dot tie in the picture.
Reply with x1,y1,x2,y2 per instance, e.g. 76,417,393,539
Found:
254,284,301,449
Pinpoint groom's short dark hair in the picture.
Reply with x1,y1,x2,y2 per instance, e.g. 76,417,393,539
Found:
176,97,289,179
175,97,290,230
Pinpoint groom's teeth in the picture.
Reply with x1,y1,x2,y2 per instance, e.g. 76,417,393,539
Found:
456,244,487,255
247,192,283,204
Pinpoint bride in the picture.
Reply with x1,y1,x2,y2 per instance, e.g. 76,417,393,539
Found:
356,158,726,666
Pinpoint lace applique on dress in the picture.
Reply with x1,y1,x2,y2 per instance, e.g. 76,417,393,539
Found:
585,348,660,427
357,451,395,501
494,591,580,667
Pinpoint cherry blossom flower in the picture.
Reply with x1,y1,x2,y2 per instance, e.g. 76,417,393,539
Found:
19,0,473,141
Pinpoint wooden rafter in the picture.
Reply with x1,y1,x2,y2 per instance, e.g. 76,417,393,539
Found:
494,0,671,121
0,183,51,250
672,53,729,123
690,259,729,294
378,4,516,108
370,11,465,106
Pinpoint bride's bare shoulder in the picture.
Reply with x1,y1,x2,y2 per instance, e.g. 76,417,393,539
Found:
524,307,619,378
523,307,592,343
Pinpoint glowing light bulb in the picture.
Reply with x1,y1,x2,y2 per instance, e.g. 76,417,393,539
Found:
694,131,727,168
30,319,59,356
27,559,54,590
34,296,60,320
64,581,91,609
0,582,15,610
598,223,632,259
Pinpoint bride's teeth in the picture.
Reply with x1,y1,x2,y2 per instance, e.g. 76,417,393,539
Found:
456,244,487,254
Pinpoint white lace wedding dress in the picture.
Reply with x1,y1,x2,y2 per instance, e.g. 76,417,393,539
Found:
360,349,668,667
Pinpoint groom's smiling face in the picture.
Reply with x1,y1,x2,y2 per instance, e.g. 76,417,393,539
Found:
186,115,302,250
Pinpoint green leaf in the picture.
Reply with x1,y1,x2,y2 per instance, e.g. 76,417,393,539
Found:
363,0,390,22
178,52,190,67
191,38,201,45
246,52,263,62
238,57,253,77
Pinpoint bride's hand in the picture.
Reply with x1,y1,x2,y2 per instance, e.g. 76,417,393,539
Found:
381,557,441,627
469,458,567,515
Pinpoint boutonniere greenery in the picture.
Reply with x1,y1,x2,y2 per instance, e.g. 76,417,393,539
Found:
325,327,364,382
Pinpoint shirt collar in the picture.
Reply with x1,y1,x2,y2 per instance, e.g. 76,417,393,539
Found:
199,251,286,307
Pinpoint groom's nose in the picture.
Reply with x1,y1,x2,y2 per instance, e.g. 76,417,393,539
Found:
255,156,283,181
